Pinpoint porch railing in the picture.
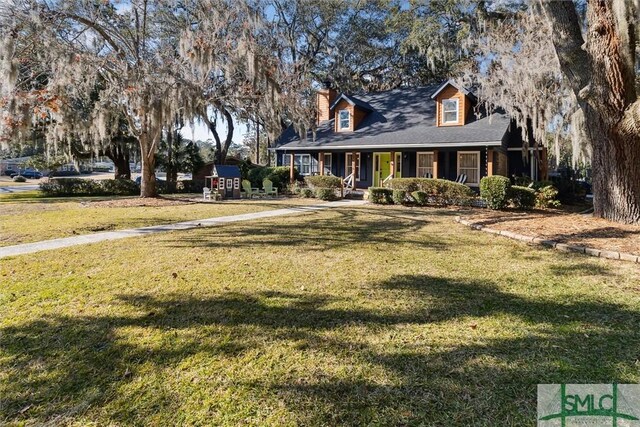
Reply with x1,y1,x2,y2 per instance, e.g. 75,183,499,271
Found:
342,172,355,196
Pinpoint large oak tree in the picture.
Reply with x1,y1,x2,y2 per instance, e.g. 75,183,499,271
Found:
461,0,639,224
1,0,308,196
542,0,640,224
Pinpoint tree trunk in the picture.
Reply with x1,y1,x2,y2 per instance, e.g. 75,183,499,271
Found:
256,120,260,165
166,128,177,192
219,109,234,164
207,109,235,165
542,0,640,224
105,146,131,179
139,133,157,198
207,122,223,165
587,107,640,223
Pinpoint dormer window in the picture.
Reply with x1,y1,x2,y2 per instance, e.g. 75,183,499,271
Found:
442,99,459,124
338,109,350,130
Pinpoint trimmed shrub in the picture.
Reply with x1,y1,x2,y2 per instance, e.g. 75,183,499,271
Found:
535,185,561,208
40,178,139,197
100,179,140,196
169,179,205,194
315,187,339,201
411,191,429,206
480,176,511,209
305,175,342,189
530,180,555,190
12,175,26,182
368,187,393,204
392,189,408,205
509,185,536,210
155,180,168,194
40,178,100,196
300,188,314,198
287,181,300,193
390,178,475,206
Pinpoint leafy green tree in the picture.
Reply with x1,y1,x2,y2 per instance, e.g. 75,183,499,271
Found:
156,133,204,182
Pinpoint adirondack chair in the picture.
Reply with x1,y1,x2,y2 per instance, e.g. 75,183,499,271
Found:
203,187,212,201
241,180,261,198
455,174,468,184
262,179,278,197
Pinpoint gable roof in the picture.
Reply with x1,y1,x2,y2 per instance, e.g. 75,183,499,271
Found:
430,79,477,101
329,94,374,112
212,165,241,178
275,85,510,151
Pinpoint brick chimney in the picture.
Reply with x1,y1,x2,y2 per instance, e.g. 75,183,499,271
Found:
316,80,337,124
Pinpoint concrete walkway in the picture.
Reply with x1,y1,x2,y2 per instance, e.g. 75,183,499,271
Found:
0,184,40,193
0,199,367,259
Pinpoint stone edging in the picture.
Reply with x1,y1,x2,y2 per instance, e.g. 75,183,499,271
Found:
455,216,640,264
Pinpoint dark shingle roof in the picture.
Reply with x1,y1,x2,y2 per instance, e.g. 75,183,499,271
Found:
212,165,241,178
329,94,374,112
275,85,510,150
430,79,477,101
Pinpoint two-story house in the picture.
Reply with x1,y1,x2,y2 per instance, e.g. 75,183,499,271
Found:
274,80,547,189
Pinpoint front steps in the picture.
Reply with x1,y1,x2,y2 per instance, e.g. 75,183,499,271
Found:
345,189,366,200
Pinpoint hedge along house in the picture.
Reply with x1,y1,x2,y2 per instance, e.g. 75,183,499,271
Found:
273,81,548,190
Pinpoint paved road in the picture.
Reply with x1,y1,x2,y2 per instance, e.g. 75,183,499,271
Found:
0,199,367,259
0,184,40,193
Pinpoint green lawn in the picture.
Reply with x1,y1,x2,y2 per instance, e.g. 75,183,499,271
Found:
0,196,312,246
1,205,639,426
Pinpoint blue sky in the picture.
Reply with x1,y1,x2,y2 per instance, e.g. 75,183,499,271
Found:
180,117,246,144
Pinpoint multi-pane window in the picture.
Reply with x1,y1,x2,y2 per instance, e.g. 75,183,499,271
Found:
442,99,459,123
323,153,332,175
417,152,434,178
283,154,312,175
395,152,402,176
338,110,350,130
458,151,480,185
296,154,311,175
345,152,361,181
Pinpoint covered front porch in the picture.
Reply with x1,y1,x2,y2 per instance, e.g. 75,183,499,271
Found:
281,147,548,189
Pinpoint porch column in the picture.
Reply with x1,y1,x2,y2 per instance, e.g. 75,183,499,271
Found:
319,152,325,176
351,151,357,180
289,153,295,183
541,147,549,180
389,151,395,178
487,149,494,177
432,150,439,179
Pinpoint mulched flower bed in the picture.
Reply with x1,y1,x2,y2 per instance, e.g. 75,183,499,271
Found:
464,208,640,256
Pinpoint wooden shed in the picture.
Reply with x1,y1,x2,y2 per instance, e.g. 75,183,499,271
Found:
206,165,242,199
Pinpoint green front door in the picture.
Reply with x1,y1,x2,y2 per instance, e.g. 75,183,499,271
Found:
373,153,391,187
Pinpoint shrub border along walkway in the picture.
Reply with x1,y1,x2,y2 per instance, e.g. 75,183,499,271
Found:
455,216,640,264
